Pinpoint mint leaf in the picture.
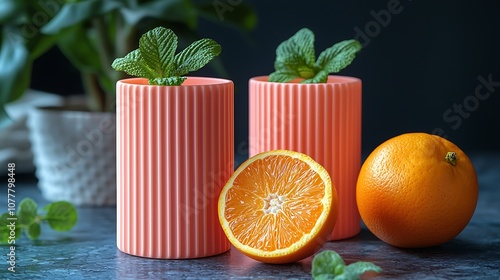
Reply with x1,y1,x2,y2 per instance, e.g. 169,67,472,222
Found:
315,40,362,75
111,49,156,79
18,198,38,226
26,222,41,240
276,28,316,67
303,70,329,84
344,262,383,276
43,201,78,231
173,38,222,76
2,199,77,243
268,69,298,83
312,250,346,279
271,28,316,83
311,250,381,280
149,76,187,86
0,213,21,244
139,27,177,78
269,28,362,84
111,27,221,86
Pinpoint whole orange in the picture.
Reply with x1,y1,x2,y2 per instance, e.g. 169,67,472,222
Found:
356,133,478,248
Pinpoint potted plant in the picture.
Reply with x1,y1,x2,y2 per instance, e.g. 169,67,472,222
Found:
113,27,233,259
248,28,363,240
0,0,255,206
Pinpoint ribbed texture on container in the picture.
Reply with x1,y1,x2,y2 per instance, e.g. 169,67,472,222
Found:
249,76,362,240
117,77,233,258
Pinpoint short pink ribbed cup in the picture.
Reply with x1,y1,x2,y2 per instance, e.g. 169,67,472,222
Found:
249,75,362,240
116,77,233,259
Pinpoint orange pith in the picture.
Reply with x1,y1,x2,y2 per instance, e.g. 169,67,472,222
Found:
356,133,478,248
218,150,338,264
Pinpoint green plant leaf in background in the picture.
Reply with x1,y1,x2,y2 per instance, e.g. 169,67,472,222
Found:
0,30,31,128
0,27,58,122
196,2,257,32
0,0,26,24
26,34,59,61
0,106,11,129
41,0,124,34
121,0,197,29
1,0,257,118
0,0,61,127
56,24,102,73
173,38,221,76
43,201,78,231
0,29,30,103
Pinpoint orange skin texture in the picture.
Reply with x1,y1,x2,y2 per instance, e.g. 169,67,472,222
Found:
356,133,478,248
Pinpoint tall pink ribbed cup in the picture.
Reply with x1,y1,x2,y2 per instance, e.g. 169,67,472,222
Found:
117,77,233,259
249,75,362,240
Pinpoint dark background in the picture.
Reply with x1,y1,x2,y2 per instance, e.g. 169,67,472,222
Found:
31,0,500,156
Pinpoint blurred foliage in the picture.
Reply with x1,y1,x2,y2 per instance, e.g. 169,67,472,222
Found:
0,0,256,125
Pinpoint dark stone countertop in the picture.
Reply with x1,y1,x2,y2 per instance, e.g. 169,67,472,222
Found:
1,152,499,279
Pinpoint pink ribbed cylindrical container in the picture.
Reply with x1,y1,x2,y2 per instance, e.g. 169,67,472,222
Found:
248,75,362,241
116,77,233,259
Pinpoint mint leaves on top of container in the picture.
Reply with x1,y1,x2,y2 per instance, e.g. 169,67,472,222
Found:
269,28,362,84
112,27,221,86
311,250,382,280
0,198,77,243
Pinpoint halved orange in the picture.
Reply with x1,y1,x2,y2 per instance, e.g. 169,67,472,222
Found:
218,150,338,264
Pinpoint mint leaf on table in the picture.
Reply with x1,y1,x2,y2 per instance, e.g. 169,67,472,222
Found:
27,222,41,240
311,250,382,280
0,198,77,244
311,250,346,279
269,28,362,84
18,198,38,225
18,198,41,240
0,213,22,243
344,262,383,277
43,201,78,231
111,26,221,86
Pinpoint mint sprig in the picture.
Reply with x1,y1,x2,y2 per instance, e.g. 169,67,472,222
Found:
311,250,382,280
112,27,222,86
269,28,362,83
0,198,77,243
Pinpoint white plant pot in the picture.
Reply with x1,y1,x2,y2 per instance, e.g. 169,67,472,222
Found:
27,106,116,206
0,90,63,175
